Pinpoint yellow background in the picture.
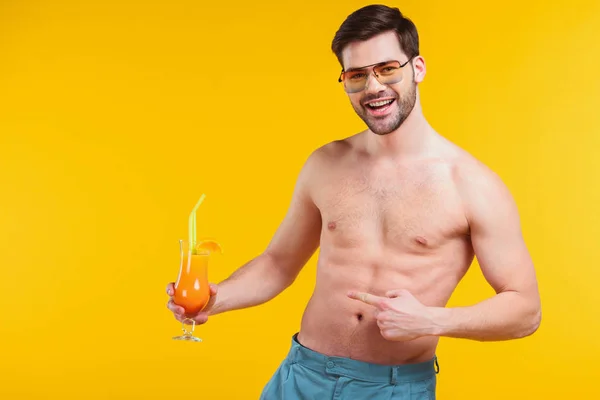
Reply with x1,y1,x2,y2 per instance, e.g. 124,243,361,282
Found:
1,0,599,398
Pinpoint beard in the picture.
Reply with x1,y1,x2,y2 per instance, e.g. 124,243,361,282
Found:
352,82,417,136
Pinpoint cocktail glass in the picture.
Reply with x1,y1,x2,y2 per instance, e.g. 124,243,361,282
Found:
172,239,212,342
171,193,221,342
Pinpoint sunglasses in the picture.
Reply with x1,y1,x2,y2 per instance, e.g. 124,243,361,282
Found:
338,58,413,94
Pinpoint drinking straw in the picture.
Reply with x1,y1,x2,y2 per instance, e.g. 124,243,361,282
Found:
188,194,206,253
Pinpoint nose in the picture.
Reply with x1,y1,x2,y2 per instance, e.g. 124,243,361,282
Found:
364,72,386,93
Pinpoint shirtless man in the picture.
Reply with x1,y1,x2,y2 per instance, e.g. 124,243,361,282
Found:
166,4,541,399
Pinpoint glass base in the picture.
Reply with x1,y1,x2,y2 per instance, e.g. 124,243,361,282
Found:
172,334,202,342
172,318,203,343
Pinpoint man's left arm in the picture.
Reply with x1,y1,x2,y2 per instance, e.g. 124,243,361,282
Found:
429,161,542,341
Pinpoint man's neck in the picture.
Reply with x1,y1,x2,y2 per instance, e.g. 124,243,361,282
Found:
364,104,436,159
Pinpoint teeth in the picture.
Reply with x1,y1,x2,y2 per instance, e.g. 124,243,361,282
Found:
368,99,393,107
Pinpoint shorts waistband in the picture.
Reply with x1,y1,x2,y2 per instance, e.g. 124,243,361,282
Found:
286,333,438,384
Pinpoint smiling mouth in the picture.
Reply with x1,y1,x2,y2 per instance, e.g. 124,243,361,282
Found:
365,98,395,110
363,98,396,116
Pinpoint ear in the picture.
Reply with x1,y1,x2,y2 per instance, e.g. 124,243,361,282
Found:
411,55,426,83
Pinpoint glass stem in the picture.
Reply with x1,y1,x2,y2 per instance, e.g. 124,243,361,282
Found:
182,318,196,337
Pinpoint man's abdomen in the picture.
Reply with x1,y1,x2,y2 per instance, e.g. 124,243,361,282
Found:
296,248,468,365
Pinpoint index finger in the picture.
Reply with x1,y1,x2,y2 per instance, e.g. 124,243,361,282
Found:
166,282,175,296
347,291,383,307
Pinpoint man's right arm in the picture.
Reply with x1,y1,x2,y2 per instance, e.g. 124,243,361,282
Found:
210,150,323,315
167,149,323,322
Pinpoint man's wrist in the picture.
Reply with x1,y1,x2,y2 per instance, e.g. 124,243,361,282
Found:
427,306,452,337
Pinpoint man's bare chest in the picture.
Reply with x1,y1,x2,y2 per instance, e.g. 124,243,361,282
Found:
313,165,469,251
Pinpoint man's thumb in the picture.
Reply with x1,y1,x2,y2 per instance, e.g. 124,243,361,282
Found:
209,283,218,296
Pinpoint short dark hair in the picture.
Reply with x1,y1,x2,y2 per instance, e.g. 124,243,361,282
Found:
331,4,420,68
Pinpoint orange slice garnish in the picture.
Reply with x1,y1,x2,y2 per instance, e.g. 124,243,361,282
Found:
194,239,223,255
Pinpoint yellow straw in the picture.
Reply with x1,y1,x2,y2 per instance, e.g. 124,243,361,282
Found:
188,194,206,253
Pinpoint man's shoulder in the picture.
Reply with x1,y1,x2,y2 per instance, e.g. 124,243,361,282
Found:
448,146,516,222
318,135,358,156
306,134,359,165
424,134,500,190
450,148,506,196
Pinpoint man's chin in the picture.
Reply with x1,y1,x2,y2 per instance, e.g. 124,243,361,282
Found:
371,129,394,136
366,118,401,136
370,128,395,136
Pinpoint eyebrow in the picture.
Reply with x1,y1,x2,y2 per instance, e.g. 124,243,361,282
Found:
344,59,396,72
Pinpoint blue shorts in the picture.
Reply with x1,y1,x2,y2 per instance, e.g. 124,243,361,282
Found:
260,333,439,400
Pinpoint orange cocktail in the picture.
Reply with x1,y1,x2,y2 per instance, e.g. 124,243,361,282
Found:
172,238,222,342
171,194,222,342
174,241,211,316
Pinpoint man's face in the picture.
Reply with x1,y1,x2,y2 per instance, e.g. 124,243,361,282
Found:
340,31,421,135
